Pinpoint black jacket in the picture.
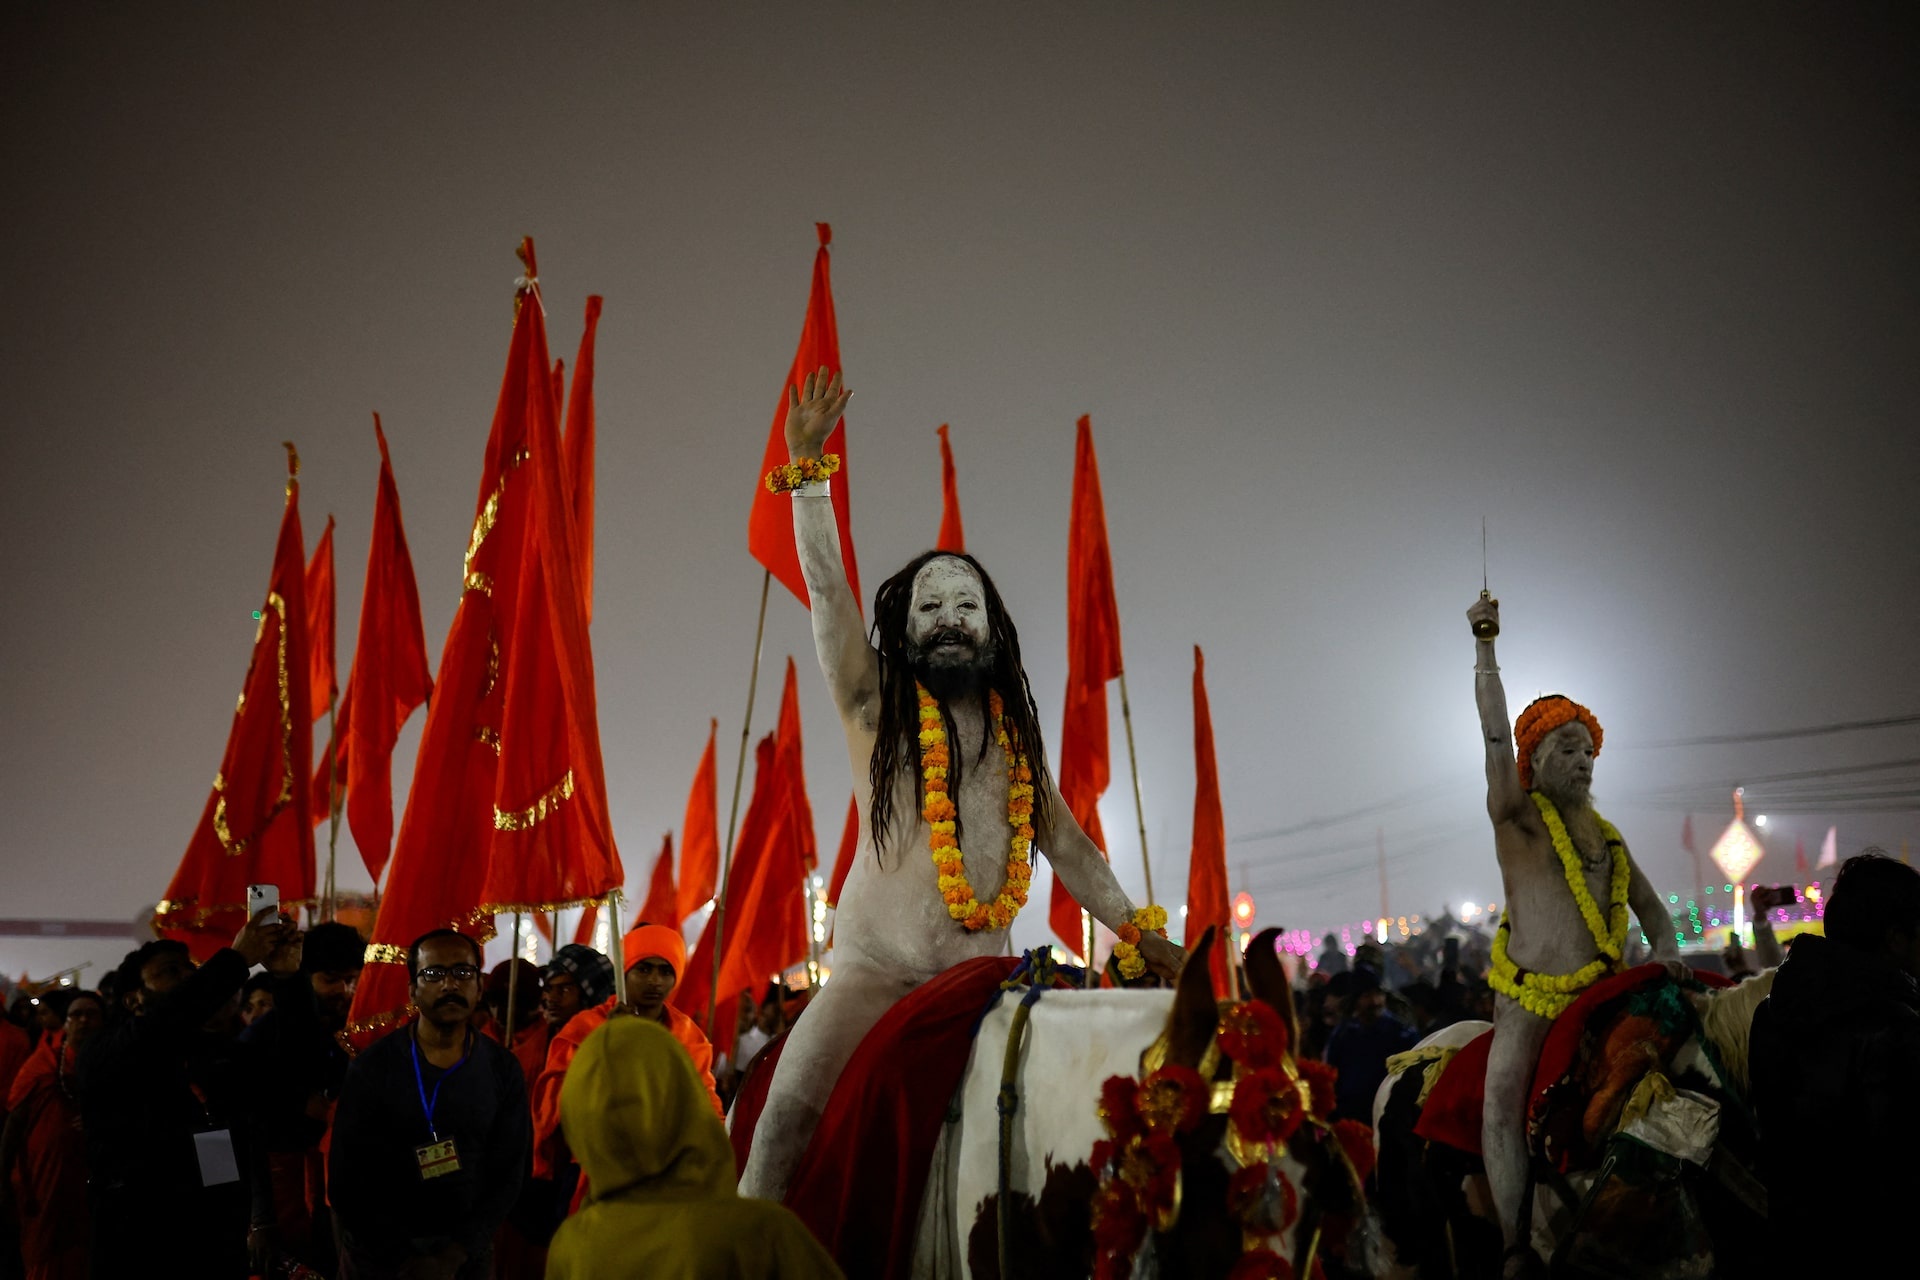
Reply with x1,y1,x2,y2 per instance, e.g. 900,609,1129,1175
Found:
240,970,353,1225
77,947,252,1192
328,1019,530,1265
1749,932,1920,1267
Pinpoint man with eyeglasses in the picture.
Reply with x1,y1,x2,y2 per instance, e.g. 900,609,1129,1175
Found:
329,929,530,1280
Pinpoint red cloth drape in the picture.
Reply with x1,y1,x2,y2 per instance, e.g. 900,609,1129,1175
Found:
775,657,818,873
673,735,809,1035
349,243,614,1044
1186,647,1232,996
158,454,315,957
573,902,598,946
637,833,677,927
306,515,337,722
1412,964,1730,1160
311,416,434,883
674,720,721,926
563,296,601,620
1051,414,1125,949
745,223,861,610
935,423,964,552
776,956,1022,1279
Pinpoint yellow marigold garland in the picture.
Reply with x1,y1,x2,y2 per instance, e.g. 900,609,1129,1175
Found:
1488,791,1631,1019
919,683,1033,931
764,452,842,494
1112,905,1169,980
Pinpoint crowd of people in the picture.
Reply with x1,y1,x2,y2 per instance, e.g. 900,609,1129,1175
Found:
1,850,1914,1278
0,914,826,1280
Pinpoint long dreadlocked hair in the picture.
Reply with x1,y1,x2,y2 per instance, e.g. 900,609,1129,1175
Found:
867,550,1054,864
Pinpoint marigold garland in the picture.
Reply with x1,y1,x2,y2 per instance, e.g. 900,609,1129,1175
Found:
1112,904,1169,979
763,452,842,494
1487,790,1630,1019
918,683,1033,931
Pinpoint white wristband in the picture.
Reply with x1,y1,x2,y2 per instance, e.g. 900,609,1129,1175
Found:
792,479,830,499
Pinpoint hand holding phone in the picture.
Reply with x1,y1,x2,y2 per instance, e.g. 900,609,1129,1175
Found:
247,884,280,922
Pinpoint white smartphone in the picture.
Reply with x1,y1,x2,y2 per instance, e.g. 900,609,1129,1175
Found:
246,884,279,922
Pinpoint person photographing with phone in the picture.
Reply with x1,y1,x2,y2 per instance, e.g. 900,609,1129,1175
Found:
78,900,296,1276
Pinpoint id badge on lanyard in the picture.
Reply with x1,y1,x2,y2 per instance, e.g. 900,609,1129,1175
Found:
410,1029,472,1181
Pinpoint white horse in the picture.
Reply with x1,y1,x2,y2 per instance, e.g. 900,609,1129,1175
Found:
913,928,1347,1278
740,928,1346,1278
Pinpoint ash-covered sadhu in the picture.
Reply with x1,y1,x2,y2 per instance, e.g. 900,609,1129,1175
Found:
736,369,1182,1201
1466,594,1682,1276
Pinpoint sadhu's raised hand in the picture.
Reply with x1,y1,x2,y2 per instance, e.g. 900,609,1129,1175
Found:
784,365,851,460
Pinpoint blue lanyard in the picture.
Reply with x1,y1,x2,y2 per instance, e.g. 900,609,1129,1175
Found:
409,1027,472,1141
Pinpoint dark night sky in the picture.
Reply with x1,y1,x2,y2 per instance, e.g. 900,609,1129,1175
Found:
4,4,1916,975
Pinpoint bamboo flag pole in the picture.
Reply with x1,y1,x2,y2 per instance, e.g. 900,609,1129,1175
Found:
505,911,524,1036
323,692,342,921
706,569,773,1036
1117,672,1155,907
608,889,627,1006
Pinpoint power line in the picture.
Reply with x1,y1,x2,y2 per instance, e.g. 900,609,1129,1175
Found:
1229,779,1458,846
1620,714,1920,749
1628,756,1920,800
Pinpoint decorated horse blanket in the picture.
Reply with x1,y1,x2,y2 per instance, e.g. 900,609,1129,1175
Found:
730,956,1023,1279
1411,964,1731,1168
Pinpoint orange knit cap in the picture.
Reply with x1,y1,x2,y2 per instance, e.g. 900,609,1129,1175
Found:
1513,695,1604,790
622,923,688,979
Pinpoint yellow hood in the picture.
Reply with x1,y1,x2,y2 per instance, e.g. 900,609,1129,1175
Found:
559,1014,736,1204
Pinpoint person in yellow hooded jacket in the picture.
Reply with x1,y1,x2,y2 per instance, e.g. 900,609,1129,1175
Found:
546,1016,842,1280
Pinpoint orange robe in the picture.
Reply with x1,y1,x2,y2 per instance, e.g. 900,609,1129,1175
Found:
531,997,721,1181
478,1014,551,1104
7,1038,88,1280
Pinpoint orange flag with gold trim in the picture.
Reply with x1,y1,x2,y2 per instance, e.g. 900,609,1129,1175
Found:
349,244,617,1043
157,449,315,957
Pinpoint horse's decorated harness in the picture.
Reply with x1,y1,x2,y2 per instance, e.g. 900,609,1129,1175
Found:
1085,994,1374,1280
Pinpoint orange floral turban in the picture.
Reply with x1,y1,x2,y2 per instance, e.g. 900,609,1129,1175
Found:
1514,695,1604,790
622,923,688,979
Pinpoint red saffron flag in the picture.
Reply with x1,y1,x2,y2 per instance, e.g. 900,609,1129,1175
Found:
563,296,601,619
314,416,434,883
306,516,337,722
745,223,860,610
675,719,721,926
482,253,623,920
349,243,616,1043
826,794,859,909
935,424,965,552
156,448,315,957
1186,647,1232,997
1051,415,1125,950
638,834,677,927
674,734,810,1033
775,657,818,873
